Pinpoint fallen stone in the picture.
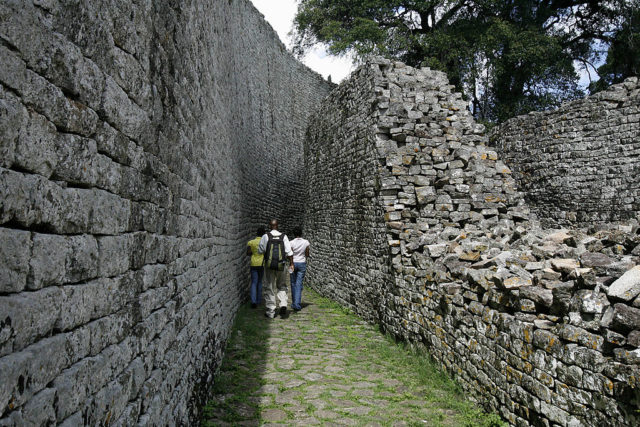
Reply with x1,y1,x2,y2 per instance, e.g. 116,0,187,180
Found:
426,243,447,258
471,251,512,269
525,261,544,271
501,276,532,290
568,268,592,279
581,252,615,269
486,267,509,287
520,286,553,308
443,255,467,276
607,266,640,301
545,230,571,244
459,251,481,262
550,258,579,274
584,238,605,253
611,303,640,333
627,330,640,347
532,243,563,259
466,269,493,290
606,257,636,278
539,268,562,281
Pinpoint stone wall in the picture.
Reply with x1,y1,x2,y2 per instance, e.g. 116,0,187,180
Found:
0,0,330,425
492,78,640,226
303,65,393,323
304,58,640,426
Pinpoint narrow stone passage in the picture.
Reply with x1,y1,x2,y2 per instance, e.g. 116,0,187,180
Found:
202,289,501,426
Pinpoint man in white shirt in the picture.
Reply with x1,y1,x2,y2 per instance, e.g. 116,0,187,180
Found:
258,219,294,319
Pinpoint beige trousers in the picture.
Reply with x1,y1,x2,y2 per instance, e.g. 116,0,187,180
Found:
263,268,288,316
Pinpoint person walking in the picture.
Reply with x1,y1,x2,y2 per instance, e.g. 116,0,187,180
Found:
246,226,266,308
289,227,310,311
258,219,294,319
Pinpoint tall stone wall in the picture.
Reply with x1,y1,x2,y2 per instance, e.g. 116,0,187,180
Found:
304,65,393,323
304,58,640,426
492,78,640,226
0,0,330,425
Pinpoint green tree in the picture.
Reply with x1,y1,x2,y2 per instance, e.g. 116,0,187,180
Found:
590,2,640,92
293,0,633,122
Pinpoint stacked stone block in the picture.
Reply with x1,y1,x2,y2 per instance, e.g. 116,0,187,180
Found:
0,0,330,425
492,78,640,226
303,64,393,322
304,58,640,426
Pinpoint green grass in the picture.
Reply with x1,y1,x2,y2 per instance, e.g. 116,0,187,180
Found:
201,289,505,426
308,294,505,427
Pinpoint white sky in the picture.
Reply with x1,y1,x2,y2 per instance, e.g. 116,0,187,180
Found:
249,0,355,83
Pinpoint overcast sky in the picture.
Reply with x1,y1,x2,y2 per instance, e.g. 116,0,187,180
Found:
249,0,355,82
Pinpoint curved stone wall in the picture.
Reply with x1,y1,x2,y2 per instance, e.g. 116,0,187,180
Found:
492,79,640,226
303,64,393,323
304,59,640,426
0,0,330,424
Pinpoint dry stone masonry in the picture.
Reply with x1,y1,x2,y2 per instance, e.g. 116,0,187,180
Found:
0,0,329,425
303,64,393,322
492,79,640,226
2,1,640,425
304,58,640,426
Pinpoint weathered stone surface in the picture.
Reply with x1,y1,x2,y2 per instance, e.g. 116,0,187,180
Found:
520,286,553,308
493,78,640,226
501,276,532,290
627,330,640,347
581,252,616,269
545,231,571,244
578,290,608,314
0,0,331,424
608,266,640,301
0,229,31,293
426,244,448,258
304,58,640,427
2,6,639,424
550,258,580,274
612,304,640,333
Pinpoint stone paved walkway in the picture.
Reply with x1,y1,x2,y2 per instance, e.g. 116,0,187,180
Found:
201,289,500,426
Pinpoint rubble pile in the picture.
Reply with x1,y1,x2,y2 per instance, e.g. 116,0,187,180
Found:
305,58,640,426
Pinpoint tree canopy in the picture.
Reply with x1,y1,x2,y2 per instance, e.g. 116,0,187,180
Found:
293,0,639,122
591,3,640,92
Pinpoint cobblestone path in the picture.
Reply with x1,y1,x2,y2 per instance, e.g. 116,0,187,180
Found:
202,289,499,426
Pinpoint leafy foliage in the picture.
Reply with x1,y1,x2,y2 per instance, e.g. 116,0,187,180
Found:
293,0,637,122
591,2,640,92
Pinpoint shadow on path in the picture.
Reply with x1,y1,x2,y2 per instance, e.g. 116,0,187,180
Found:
201,289,503,426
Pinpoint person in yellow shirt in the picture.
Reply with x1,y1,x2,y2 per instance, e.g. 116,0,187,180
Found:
247,227,266,308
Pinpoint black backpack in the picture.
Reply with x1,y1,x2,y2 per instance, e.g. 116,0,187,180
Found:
264,232,286,271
